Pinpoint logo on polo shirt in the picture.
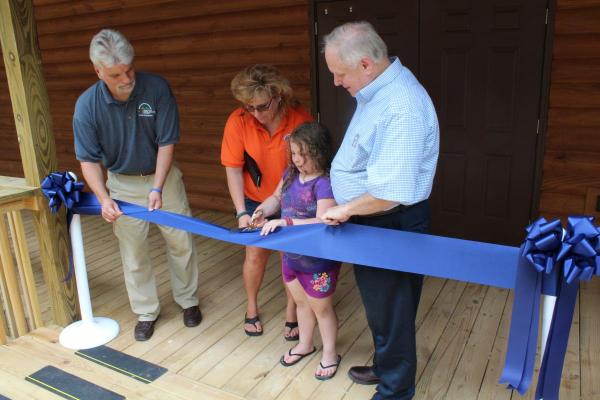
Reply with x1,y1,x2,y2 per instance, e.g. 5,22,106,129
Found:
137,103,156,117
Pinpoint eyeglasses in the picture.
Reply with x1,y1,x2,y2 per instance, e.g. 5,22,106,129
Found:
244,98,273,113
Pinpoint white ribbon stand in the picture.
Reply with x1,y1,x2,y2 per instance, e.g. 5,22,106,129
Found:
59,173,119,349
537,294,557,400
541,294,556,357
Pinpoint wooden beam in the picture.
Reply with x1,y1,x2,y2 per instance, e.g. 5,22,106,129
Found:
0,0,76,325
0,214,28,336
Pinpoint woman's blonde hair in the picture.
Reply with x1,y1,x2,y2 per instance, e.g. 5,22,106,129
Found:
231,64,297,111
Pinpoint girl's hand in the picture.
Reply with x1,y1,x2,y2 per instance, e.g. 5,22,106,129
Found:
260,219,286,236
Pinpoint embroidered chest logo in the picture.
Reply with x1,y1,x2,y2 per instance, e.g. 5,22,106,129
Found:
137,103,156,117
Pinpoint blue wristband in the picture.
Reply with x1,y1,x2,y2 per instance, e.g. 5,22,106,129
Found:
150,187,162,194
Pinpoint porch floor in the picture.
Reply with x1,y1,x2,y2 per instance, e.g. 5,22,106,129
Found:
1,210,598,399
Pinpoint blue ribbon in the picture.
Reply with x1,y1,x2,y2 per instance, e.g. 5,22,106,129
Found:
534,217,599,400
41,172,598,399
499,218,562,394
40,172,84,281
71,191,520,288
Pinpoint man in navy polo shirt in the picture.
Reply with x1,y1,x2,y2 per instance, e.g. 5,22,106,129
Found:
73,29,202,341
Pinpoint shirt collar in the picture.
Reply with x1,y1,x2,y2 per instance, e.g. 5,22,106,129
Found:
356,57,402,103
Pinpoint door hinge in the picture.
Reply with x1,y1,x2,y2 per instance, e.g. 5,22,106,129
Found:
545,8,549,25
317,112,321,122
536,119,540,134
314,22,318,36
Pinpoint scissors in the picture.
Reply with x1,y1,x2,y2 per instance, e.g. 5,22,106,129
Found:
230,210,264,233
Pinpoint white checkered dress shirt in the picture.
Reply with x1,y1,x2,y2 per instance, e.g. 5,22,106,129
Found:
331,58,440,206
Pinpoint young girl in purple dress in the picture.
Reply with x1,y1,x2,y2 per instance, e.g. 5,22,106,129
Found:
252,122,342,380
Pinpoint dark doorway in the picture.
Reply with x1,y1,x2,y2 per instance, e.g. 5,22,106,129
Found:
314,0,548,245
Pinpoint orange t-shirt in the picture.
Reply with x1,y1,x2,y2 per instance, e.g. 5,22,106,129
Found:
221,105,313,202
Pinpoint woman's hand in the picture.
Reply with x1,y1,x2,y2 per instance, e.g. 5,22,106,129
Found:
260,219,286,236
250,209,265,227
238,213,252,229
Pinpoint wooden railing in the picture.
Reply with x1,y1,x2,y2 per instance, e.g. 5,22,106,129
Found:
0,176,43,343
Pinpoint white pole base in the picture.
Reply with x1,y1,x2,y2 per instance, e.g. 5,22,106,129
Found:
59,317,119,350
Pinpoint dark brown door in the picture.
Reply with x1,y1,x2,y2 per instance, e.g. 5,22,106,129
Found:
314,0,548,245
315,0,419,148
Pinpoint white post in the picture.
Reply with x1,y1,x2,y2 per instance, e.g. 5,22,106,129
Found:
537,294,557,400
70,213,94,323
58,174,119,349
541,294,556,357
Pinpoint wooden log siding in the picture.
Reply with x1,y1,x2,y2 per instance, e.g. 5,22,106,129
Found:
540,0,600,220
0,0,312,212
3,0,598,218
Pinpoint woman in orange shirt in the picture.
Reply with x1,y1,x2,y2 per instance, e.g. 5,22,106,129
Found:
221,64,312,338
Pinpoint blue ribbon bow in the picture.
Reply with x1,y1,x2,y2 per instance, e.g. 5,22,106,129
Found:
557,216,600,283
40,172,84,213
501,216,600,399
499,217,563,395
534,216,599,400
522,218,563,275
40,172,84,281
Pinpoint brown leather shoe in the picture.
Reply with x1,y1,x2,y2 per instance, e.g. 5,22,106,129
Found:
183,305,202,327
348,365,380,385
134,319,157,341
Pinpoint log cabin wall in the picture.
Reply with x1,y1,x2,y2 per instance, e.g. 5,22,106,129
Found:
0,0,312,212
2,0,600,221
539,0,600,220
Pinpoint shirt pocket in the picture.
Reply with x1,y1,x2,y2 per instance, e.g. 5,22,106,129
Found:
350,125,375,169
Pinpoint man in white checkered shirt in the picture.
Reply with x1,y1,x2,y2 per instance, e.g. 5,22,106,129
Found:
322,21,439,400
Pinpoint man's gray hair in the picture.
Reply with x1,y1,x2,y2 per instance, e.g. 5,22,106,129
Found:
323,21,388,67
89,29,134,68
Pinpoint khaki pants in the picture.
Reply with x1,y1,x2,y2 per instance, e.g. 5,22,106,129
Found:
107,166,199,321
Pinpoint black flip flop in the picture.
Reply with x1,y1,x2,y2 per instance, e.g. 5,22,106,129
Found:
315,355,342,380
284,321,299,341
280,346,317,367
244,314,263,336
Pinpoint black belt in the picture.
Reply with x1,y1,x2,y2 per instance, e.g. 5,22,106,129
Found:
116,170,155,177
362,200,425,218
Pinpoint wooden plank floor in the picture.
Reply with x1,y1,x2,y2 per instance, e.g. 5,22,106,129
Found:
2,210,599,399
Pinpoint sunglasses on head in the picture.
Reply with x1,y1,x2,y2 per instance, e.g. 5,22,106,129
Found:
244,97,274,113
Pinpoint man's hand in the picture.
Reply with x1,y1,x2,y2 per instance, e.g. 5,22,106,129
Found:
148,191,162,211
321,204,352,225
100,198,123,222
